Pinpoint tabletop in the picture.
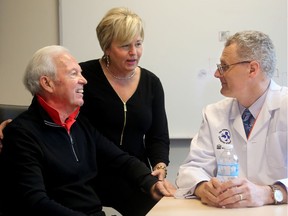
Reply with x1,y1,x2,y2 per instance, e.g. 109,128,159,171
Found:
147,197,288,216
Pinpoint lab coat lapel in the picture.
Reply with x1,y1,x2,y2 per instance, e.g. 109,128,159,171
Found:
231,101,247,140
248,81,281,139
249,106,270,139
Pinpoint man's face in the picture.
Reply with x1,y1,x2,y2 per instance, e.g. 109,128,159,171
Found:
215,44,252,99
50,53,87,112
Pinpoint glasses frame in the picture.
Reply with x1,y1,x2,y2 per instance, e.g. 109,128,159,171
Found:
216,61,252,75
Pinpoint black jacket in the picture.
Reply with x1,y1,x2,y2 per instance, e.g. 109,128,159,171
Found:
0,97,158,216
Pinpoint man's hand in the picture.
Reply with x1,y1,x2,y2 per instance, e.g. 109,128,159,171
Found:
150,179,176,201
217,178,277,208
194,177,222,207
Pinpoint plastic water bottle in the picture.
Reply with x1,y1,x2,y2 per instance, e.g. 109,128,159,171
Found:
217,144,239,182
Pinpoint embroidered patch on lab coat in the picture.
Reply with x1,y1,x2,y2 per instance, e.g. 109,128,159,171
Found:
218,129,231,145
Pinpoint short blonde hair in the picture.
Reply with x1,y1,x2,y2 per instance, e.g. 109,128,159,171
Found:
96,7,144,53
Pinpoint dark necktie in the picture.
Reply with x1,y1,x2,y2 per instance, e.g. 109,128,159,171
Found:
242,109,254,137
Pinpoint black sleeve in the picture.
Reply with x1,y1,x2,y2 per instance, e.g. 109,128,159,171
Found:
89,120,159,193
145,74,170,167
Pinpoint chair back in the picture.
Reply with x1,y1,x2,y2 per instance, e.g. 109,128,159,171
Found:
0,104,28,122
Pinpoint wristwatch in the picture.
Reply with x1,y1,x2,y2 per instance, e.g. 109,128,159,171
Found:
269,185,284,204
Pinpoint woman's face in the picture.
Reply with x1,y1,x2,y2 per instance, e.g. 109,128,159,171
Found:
106,35,143,73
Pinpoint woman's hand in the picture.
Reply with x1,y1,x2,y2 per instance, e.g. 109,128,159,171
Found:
0,119,12,153
152,163,167,181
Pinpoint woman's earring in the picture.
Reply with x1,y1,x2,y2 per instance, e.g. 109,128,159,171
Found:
105,55,110,68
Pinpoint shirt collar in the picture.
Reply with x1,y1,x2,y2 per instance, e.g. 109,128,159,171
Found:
239,84,269,119
36,95,80,133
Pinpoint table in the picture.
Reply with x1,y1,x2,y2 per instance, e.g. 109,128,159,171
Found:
147,197,288,216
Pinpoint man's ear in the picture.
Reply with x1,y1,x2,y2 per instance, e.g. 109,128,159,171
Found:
249,60,260,76
40,76,54,93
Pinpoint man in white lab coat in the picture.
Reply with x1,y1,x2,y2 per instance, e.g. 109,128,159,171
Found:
175,30,287,208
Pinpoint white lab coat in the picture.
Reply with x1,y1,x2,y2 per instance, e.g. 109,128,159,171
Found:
175,80,288,198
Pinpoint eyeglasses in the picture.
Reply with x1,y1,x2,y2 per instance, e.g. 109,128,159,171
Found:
216,61,252,75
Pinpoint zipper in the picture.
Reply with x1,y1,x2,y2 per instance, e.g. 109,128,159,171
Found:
69,134,79,162
119,102,127,145
44,120,79,162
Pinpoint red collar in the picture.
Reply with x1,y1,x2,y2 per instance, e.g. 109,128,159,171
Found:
36,95,79,133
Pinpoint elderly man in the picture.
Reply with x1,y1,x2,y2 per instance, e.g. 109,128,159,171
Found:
0,45,175,216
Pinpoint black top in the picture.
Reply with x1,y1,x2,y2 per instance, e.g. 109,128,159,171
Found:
0,97,158,216
79,59,170,167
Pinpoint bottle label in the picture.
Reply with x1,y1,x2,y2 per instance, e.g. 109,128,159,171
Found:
217,163,239,178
